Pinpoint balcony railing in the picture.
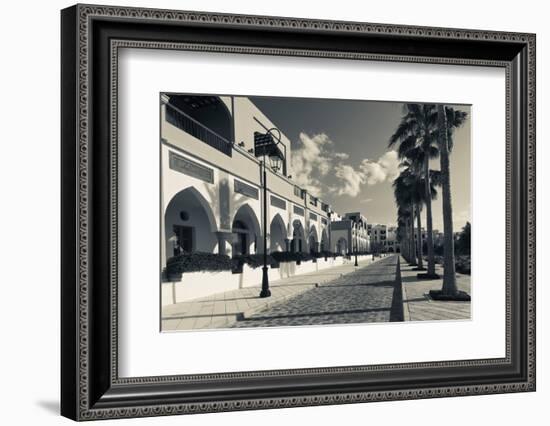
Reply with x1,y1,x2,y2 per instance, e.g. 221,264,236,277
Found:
165,102,233,157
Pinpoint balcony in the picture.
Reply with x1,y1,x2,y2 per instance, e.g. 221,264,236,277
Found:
165,102,233,157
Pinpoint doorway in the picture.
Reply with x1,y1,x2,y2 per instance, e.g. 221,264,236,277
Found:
173,225,193,255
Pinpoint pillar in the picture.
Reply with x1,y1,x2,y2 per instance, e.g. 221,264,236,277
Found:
284,238,291,252
216,232,234,258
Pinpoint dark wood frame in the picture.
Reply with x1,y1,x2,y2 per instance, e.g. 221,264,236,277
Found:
61,4,536,421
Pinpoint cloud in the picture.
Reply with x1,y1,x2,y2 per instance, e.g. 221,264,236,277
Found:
359,150,401,186
290,131,400,200
291,132,333,196
334,152,350,160
333,164,366,197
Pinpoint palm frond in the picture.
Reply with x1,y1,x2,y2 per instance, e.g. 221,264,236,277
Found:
397,135,417,159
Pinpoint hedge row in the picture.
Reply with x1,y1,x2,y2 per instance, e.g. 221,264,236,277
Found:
433,255,471,275
455,255,471,275
166,252,233,276
165,250,373,276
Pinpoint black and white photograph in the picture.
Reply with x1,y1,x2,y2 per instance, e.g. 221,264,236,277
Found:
160,94,472,331
0,0,542,424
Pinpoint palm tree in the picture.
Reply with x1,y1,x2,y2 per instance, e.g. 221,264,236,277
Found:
389,104,440,278
430,105,470,299
397,207,414,262
393,154,438,270
395,200,413,263
393,168,417,266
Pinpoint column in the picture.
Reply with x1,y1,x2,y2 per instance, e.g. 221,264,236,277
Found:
216,232,234,258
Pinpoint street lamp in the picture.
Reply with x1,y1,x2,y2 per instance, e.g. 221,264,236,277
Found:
254,128,285,298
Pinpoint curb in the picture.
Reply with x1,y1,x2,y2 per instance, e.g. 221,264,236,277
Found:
399,256,411,321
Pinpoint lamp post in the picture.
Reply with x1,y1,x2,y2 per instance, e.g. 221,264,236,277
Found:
254,128,284,298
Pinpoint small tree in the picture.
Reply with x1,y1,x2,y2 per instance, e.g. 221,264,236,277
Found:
455,222,471,255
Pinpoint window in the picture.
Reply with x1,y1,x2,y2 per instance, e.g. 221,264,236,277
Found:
294,186,305,200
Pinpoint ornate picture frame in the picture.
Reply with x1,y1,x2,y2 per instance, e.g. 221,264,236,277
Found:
61,4,535,420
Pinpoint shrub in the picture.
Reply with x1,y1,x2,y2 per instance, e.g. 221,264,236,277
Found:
165,252,233,276
433,255,470,275
232,254,277,270
271,251,302,263
455,255,471,275
270,251,319,264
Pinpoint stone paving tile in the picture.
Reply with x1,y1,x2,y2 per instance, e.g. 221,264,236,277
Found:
162,318,181,330
193,316,213,329
400,256,471,322
177,316,197,330
232,256,401,329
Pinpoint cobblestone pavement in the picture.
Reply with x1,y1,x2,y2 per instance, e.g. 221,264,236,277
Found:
400,257,471,322
232,255,402,328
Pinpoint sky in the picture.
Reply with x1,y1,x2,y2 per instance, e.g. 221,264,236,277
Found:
250,96,471,232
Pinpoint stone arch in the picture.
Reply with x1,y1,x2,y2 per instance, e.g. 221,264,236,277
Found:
270,213,287,253
308,224,319,254
336,237,348,255
231,203,262,256
291,219,306,253
164,186,218,258
320,227,329,252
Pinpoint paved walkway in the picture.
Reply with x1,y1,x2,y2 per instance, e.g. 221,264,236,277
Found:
400,257,471,322
233,255,402,328
162,256,387,331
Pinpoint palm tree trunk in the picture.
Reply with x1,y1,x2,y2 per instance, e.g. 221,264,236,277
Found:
424,156,436,275
415,203,424,269
409,204,417,266
405,221,411,262
404,220,408,262
438,104,457,294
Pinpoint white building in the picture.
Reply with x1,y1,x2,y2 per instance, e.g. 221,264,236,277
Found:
386,226,400,253
369,224,400,253
333,213,370,254
161,94,356,271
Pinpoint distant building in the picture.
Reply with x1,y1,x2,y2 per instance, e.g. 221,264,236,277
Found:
329,213,370,255
433,230,444,245
386,226,400,253
371,224,387,251
365,224,401,253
